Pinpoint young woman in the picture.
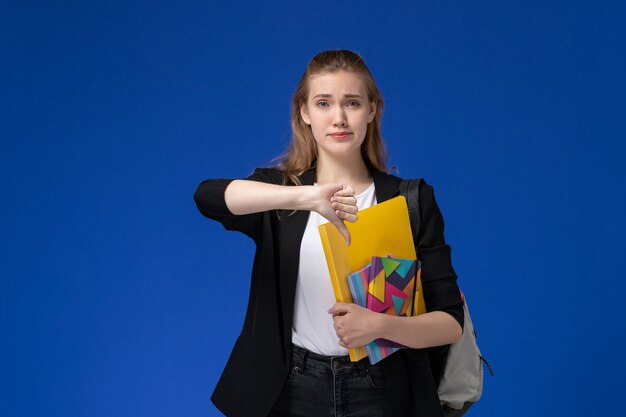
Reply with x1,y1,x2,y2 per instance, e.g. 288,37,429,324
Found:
194,50,464,417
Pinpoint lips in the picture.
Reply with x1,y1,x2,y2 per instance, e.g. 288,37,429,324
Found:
329,132,352,138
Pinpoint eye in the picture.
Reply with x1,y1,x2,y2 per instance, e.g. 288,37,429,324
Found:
347,101,360,107
317,101,329,108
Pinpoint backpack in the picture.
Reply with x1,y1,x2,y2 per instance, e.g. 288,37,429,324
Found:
399,179,493,416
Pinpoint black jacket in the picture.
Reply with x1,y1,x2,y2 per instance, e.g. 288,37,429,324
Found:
193,166,464,417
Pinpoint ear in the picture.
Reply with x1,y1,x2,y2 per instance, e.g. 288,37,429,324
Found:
367,100,377,123
300,103,311,125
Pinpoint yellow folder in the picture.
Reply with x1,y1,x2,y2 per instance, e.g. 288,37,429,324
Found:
318,195,427,362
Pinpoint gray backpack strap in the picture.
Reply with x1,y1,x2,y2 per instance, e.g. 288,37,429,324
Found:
398,178,424,247
399,178,424,317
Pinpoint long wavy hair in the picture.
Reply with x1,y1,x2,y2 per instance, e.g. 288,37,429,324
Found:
270,50,390,187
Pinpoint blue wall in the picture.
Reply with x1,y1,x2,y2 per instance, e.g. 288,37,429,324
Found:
2,1,625,416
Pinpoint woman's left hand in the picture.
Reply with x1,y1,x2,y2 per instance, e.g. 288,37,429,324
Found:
328,302,382,349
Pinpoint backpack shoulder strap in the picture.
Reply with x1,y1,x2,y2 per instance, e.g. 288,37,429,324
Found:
399,178,424,247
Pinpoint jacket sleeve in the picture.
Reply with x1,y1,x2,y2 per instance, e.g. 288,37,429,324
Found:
417,180,464,332
193,168,280,241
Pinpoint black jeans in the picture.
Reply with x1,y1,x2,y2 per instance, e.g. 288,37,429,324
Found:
267,344,387,417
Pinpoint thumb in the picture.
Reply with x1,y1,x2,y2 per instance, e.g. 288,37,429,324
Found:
328,302,352,315
332,219,351,246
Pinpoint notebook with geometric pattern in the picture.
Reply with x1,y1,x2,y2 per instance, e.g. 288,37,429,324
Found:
347,256,423,364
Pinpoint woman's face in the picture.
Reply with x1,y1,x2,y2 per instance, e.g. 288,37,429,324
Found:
300,71,376,162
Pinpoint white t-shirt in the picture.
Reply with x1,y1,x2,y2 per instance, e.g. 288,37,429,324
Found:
291,182,377,356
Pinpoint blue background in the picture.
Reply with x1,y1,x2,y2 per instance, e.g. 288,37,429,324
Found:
2,1,625,416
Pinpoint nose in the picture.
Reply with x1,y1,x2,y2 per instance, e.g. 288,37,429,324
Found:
333,107,347,127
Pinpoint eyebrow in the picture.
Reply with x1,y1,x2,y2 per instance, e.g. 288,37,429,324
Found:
312,93,364,99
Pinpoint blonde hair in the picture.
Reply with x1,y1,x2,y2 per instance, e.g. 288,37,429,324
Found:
270,50,390,186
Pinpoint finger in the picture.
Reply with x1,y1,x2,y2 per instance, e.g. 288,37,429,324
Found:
333,187,355,196
332,219,351,246
328,302,348,314
331,201,358,214
334,185,355,196
328,303,351,315
335,209,358,223
333,205,357,219
330,195,357,205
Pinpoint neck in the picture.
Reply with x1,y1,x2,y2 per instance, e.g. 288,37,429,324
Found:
315,153,372,185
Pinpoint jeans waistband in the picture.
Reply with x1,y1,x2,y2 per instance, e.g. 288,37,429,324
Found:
290,343,374,374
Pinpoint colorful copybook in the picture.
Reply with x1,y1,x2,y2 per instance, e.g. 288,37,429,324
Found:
318,195,427,363
348,255,422,364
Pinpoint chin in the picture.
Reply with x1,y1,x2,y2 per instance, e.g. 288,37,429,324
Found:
326,151,363,160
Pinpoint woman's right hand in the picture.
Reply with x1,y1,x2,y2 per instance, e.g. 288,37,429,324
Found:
220,178,357,244
311,183,358,246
